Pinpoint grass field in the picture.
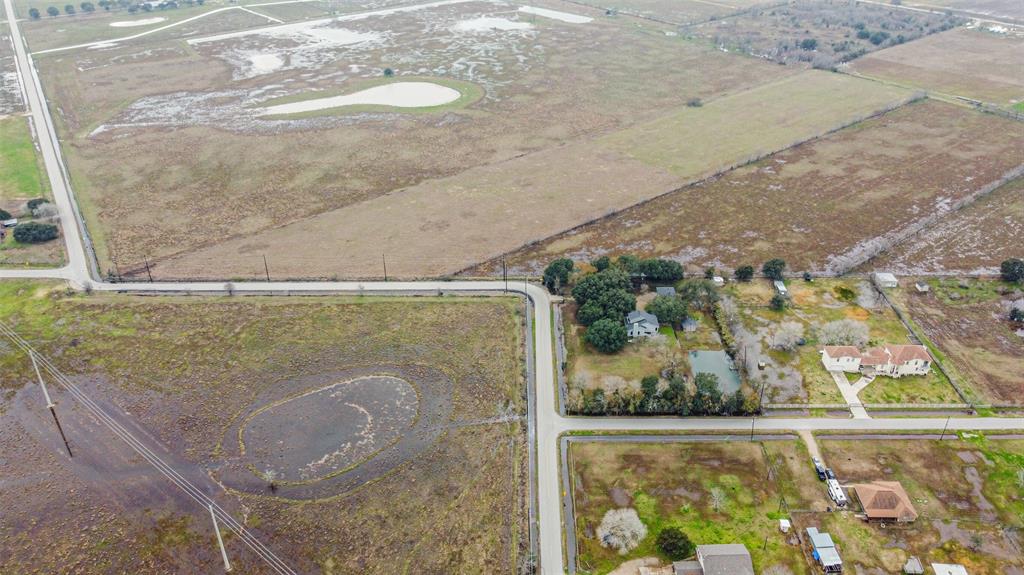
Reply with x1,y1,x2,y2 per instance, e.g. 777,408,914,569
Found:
887,278,1024,405
569,439,817,575
569,0,763,25
817,435,1024,573
865,178,1024,275
903,0,1024,21
850,26,1024,107
484,99,1024,277
154,70,918,280
0,281,528,573
37,0,805,279
0,117,64,267
723,278,958,404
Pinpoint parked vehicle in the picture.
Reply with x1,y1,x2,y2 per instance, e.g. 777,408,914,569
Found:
812,457,827,480
827,479,847,507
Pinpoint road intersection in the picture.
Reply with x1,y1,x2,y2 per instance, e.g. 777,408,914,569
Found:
4,6,1024,574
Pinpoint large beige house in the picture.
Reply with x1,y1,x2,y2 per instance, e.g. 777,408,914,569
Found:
821,344,931,377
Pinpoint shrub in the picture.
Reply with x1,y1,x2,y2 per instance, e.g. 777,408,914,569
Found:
712,301,736,352
770,293,787,311
686,97,702,107
597,508,647,555
29,7,41,18
591,255,611,271
383,67,394,77
1001,258,1024,283
0,208,11,220
13,222,59,243
26,198,48,211
818,319,869,347
762,258,786,280
691,373,723,414
800,38,818,50
734,265,754,282
656,527,694,560
542,258,574,293
585,318,627,353
646,294,688,327
47,6,59,16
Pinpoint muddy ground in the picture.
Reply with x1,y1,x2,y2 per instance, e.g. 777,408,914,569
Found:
0,283,528,574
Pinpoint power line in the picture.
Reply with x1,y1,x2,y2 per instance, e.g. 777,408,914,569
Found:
0,321,296,575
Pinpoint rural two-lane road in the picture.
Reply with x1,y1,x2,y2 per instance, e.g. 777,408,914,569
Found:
4,4,1024,574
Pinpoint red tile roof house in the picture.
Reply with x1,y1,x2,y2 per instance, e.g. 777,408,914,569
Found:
821,344,931,378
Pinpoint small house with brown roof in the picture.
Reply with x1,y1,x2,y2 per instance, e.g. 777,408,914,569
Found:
852,481,918,523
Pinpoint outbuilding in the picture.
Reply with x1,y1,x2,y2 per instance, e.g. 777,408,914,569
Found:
872,272,898,289
931,564,968,575
773,280,788,296
656,286,677,297
806,527,843,573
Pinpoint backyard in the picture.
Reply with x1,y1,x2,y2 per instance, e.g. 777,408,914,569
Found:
569,439,818,575
0,117,63,267
722,278,958,405
887,278,1024,405
816,434,1024,573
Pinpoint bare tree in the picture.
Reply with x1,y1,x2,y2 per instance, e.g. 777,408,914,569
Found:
710,487,726,512
817,319,870,347
856,281,881,310
596,508,647,555
771,321,805,351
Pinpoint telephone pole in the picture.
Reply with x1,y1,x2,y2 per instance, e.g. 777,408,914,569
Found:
31,351,72,458
939,416,951,441
209,504,232,572
382,253,388,281
263,255,270,282
144,256,153,282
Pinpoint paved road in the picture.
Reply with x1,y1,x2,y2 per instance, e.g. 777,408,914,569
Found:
6,6,1024,574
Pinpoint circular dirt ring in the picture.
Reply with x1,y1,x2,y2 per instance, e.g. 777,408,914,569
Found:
216,365,453,499
241,376,417,482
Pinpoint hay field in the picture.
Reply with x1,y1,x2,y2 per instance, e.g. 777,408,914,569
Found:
481,100,1024,276
40,0,800,278
0,281,527,573
569,0,764,25
849,26,1024,106
866,178,1024,275
148,71,915,280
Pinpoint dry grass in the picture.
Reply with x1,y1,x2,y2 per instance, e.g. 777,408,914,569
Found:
865,178,1024,275
485,99,1024,276
815,436,1024,574
569,0,764,25
849,26,1024,106
0,281,527,573
902,0,1024,21
888,278,1024,405
570,440,815,575
38,0,796,278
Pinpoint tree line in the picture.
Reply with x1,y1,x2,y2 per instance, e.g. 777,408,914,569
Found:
28,0,203,19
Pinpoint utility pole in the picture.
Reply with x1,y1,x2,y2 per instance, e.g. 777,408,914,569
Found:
749,416,756,441
209,504,232,572
144,256,153,282
939,416,951,441
263,255,270,282
31,351,72,458
758,380,767,414
382,253,388,281
502,258,508,293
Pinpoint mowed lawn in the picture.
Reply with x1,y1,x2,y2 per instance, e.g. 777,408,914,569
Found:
0,117,63,267
570,439,818,575
817,436,1024,573
850,27,1024,107
0,281,527,574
